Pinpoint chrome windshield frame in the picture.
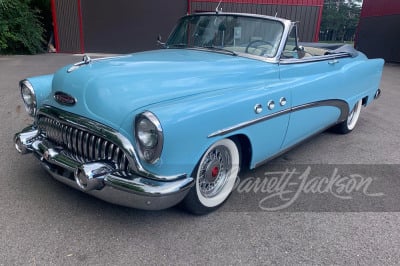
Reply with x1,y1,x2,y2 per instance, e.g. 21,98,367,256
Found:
166,12,292,64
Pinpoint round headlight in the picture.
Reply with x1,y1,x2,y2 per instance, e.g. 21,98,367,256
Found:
135,111,163,164
20,80,36,116
137,117,158,149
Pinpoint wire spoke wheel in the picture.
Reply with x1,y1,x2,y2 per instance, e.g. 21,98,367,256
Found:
197,145,231,198
182,138,240,214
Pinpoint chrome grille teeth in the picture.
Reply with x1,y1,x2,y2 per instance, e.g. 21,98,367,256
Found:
113,147,121,164
62,125,68,146
37,116,130,173
56,121,62,144
82,132,89,159
71,128,78,154
88,135,95,160
94,137,103,159
77,130,83,155
101,140,107,160
120,157,128,172
109,145,114,160
67,127,73,150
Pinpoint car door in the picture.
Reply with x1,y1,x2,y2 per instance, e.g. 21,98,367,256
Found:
245,78,292,167
278,26,350,149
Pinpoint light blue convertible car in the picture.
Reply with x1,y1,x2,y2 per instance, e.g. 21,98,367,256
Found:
15,12,384,214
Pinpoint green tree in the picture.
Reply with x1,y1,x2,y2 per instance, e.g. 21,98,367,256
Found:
0,0,45,54
320,0,362,42
30,0,52,42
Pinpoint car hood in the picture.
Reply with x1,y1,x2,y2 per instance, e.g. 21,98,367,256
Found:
49,49,271,129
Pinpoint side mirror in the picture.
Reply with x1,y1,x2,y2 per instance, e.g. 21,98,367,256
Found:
296,46,306,59
157,35,165,47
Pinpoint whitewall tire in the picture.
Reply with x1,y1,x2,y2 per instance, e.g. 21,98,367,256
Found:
182,138,240,214
333,99,362,134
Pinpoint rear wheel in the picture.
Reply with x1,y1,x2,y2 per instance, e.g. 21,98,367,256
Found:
182,138,240,215
333,99,362,134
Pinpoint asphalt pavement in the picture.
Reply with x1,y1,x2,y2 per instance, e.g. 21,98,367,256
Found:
0,54,399,265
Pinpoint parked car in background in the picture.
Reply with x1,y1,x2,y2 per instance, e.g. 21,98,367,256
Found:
14,12,384,214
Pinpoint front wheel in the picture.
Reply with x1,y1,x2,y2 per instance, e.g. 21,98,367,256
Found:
332,99,362,134
181,138,240,215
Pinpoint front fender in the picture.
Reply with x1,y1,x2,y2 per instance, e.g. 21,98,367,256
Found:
136,83,278,177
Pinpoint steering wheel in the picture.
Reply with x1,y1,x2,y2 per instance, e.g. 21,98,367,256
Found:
245,40,274,55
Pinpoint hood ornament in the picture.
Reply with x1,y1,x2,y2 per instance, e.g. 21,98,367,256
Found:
67,55,92,73
54,91,77,106
215,0,223,13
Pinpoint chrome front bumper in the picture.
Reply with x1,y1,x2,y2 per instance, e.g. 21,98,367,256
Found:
14,126,194,210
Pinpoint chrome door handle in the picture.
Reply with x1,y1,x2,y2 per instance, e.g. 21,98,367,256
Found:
328,59,339,65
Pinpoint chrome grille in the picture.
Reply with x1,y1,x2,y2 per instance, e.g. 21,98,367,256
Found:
37,116,130,172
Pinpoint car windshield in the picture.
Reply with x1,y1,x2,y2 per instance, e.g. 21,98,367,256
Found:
166,14,284,58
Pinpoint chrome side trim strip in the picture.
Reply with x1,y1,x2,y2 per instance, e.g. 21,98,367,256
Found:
208,108,291,138
208,99,349,138
292,99,349,122
279,53,350,65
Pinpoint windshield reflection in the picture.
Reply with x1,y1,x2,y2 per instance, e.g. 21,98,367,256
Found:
166,14,284,58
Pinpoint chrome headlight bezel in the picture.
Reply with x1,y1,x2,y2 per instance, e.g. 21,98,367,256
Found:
20,79,37,116
134,111,163,164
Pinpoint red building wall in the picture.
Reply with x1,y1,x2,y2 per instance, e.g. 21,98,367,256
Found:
189,0,324,42
356,0,400,62
52,0,324,53
360,0,400,17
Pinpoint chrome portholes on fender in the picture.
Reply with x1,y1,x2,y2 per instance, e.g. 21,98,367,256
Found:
332,99,362,134
279,97,287,106
254,104,263,114
181,138,240,214
267,100,275,110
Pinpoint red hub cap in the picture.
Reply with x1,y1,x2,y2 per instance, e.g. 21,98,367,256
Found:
211,166,219,178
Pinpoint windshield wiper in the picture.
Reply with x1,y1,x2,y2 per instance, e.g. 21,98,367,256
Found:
167,43,189,48
167,44,237,56
202,46,237,56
